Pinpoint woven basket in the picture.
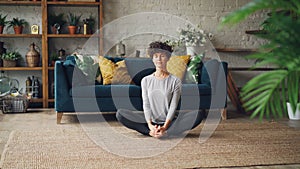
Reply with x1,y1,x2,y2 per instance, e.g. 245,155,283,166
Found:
3,60,17,67
0,95,29,113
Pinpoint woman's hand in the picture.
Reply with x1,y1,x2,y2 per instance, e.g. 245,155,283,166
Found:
151,125,167,138
148,123,159,137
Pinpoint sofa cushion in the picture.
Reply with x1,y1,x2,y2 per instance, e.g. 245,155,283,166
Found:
70,84,210,98
125,58,155,85
167,55,190,80
181,84,211,95
99,56,132,85
184,54,203,84
63,58,91,87
131,68,156,86
70,85,142,97
74,55,101,84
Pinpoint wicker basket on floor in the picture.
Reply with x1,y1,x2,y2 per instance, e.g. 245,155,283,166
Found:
0,95,29,113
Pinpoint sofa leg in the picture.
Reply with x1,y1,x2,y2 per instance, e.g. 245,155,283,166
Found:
220,108,227,120
57,112,63,124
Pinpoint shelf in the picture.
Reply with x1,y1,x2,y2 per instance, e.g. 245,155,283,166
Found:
245,30,267,35
0,34,42,38
215,48,257,52
0,1,41,5
48,67,55,70
48,99,54,102
29,98,43,103
47,1,100,6
229,67,279,71
47,34,95,38
0,67,43,71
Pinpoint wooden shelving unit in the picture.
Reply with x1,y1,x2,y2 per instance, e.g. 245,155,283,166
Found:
0,0,103,108
245,30,267,35
0,67,43,71
0,34,42,38
215,48,257,52
47,34,96,38
0,1,41,5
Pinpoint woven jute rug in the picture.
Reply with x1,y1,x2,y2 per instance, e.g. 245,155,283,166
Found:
1,120,300,169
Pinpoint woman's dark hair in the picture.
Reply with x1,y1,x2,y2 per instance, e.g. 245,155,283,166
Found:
148,41,173,58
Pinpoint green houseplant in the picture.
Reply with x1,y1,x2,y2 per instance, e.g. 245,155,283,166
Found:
48,13,66,34
7,17,28,34
0,14,8,34
84,14,96,34
67,13,82,34
1,51,22,67
49,53,59,66
221,0,300,120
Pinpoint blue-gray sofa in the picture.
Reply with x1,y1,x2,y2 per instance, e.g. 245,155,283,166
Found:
55,57,228,124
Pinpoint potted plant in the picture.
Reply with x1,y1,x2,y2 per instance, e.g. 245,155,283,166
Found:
7,17,28,34
49,53,59,66
221,0,300,120
67,13,82,34
84,14,96,34
48,13,66,34
0,14,8,34
171,24,207,58
1,51,22,67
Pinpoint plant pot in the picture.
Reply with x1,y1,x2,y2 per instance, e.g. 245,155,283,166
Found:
51,25,61,34
186,46,198,58
13,26,23,34
287,102,300,120
68,26,77,34
0,25,4,34
3,60,17,67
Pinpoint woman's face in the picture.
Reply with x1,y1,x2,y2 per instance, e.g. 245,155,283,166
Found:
152,52,169,70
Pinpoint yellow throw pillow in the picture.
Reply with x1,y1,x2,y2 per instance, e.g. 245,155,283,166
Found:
167,55,191,80
99,56,132,85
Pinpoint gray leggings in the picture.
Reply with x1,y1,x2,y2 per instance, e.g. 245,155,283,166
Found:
116,109,204,136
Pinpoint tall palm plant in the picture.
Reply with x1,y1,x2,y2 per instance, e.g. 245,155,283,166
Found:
221,0,300,119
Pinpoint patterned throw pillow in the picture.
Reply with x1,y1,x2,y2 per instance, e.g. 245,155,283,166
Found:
167,55,191,80
184,54,204,84
99,56,132,85
74,54,101,84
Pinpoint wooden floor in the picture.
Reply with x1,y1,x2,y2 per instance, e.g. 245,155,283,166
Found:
0,105,300,169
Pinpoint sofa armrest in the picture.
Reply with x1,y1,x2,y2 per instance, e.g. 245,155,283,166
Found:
200,59,228,93
54,61,72,111
200,59,228,108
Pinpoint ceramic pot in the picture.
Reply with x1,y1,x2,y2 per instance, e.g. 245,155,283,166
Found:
0,25,4,34
68,26,77,34
287,102,300,120
13,26,23,34
26,43,40,67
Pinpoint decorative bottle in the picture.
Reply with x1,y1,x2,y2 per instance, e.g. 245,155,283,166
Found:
26,43,40,67
83,19,88,35
25,76,32,96
32,76,40,98
116,41,126,57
